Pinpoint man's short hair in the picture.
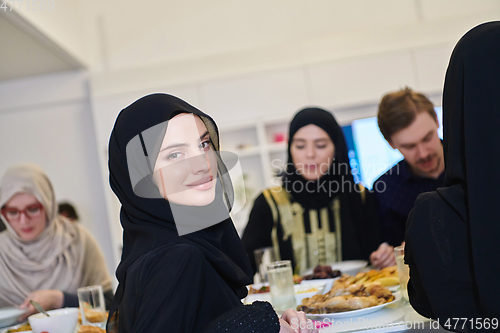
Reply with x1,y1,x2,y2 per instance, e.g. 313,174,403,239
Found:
377,87,436,142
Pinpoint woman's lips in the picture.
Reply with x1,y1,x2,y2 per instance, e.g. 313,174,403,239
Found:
306,164,318,170
21,227,34,233
186,176,213,191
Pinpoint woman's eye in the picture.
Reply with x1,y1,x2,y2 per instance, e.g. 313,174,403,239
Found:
27,207,40,214
316,145,327,149
6,210,18,217
166,152,182,160
295,145,305,149
199,140,211,150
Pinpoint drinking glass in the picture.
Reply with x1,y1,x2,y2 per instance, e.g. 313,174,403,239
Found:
394,245,409,302
266,260,296,311
254,247,276,284
77,285,107,328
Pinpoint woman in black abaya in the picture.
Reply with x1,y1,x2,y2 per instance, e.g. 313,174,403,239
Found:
405,21,500,331
242,108,384,276
106,94,316,333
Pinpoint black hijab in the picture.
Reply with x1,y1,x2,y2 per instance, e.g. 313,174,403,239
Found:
441,21,500,317
282,107,356,209
107,94,253,327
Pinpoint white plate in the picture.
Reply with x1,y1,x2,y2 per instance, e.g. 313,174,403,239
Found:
0,307,26,329
302,260,369,277
387,285,400,292
304,292,401,319
300,277,338,295
295,282,327,294
294,283,326,305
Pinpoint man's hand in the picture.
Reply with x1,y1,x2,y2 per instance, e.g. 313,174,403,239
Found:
369,242,396,269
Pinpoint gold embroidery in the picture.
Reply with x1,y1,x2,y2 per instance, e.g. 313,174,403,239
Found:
321,207,336,264
263,188,281,261
333,197,342,261
265,187,342,274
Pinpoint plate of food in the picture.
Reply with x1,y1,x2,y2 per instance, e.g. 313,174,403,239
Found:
247,283,270,294
294,283,326,305
302,260,368,277
297,274,400,319
300,278,338,296
351,265,400,289
303,293,401,319
0,322,32,333
302,264,343,280
299,264,343,293
0,308,27,330
244,283,272,304
245,282,327,306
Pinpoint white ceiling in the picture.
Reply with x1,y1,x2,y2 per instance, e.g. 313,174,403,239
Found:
1,0,500,84
0,11,84,82
78,0,500,72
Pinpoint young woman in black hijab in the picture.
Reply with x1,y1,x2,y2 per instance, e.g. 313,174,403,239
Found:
242,108,383,275
107,94,316,333
405,21,500,331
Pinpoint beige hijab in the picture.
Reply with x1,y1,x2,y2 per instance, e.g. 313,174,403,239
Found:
0,164,112,307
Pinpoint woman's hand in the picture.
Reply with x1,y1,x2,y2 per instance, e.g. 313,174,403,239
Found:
280,309,318,333
18,289,64,321
369,242,396,269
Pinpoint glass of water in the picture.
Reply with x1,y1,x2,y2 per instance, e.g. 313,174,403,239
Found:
266,260,296,311
254,247,276,284
77,285,107,329
394,245,409,302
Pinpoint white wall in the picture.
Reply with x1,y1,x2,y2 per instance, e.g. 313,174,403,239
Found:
0,71,118,284
90,40,452,127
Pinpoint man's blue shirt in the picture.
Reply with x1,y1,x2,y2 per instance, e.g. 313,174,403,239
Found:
373,159,444,246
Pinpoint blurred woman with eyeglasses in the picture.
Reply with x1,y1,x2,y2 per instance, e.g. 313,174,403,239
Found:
0,164,113,321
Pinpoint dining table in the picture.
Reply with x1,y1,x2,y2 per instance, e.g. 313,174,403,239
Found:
247,260,449,333
312,298,448,332
247,290,447,332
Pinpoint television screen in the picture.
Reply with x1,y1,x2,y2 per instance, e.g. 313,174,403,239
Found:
342,106,443,189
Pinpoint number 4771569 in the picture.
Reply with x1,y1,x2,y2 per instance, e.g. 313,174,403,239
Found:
444,318,498,330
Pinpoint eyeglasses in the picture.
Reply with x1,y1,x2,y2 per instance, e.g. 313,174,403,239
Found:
1,203,44,221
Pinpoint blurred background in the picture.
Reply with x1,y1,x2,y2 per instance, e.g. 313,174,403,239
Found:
1,0,499,284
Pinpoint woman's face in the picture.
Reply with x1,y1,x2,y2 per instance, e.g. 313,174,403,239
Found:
290,124,335,181
1,193,47,241
153,113,217,206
